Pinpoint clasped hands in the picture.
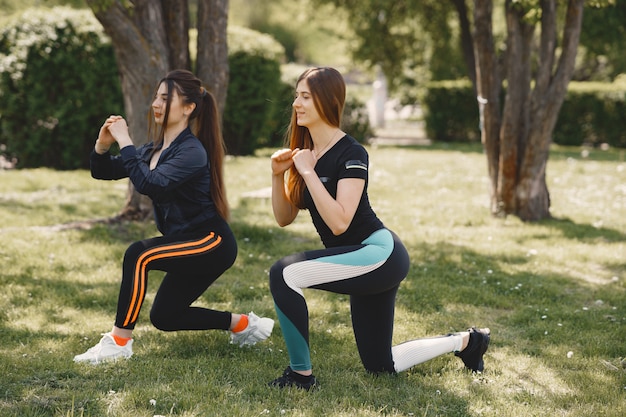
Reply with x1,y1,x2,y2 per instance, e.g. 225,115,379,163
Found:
95,115,131,153
271,148,316,177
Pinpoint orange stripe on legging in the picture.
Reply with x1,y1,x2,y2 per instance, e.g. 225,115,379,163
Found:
122,232,222,327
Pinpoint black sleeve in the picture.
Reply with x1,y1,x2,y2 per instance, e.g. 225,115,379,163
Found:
90,150,129,180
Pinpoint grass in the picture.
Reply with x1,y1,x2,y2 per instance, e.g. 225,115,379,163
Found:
0,143,624,416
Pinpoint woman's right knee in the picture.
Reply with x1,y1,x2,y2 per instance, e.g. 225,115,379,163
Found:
124,240,146,262
150,305,174,331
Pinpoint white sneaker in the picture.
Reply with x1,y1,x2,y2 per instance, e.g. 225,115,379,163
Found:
230,312,274,347
73,333,133,364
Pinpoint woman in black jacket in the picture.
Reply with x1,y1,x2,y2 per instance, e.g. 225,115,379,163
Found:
74,70,273,364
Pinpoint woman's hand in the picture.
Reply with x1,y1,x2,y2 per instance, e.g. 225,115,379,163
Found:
95,116,123,154
271,148,297,176
98,116,123,145
107,116,133,149
291,148,316,177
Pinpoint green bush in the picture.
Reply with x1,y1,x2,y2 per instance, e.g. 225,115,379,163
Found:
0,7,123,169
423,79,626,148
223,26,285,155
264,79,294,148
223,52,283,155
554,82,626,148
422,79,480,142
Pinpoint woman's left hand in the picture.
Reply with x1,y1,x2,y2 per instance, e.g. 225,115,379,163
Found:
292,148,316,176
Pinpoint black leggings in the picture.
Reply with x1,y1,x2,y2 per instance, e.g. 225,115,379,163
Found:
114,217,237,332
269,228,410,373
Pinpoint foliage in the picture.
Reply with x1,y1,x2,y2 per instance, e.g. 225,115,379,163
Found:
229,0,355,68
342,96,374,143
0,7,123,169
0,0,86,22
555,81,626,147
422,79,480,142
577,0,626,81
423,79,626,148
223,26,286,155
0,145,624,416
227,25,285,63
313,0,467,98
223,51,284,155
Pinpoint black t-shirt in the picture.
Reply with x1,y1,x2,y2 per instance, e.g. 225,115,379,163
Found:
303,134,384,247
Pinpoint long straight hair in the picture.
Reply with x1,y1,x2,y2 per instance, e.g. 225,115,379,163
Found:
285,67,346,208
149,69,229,220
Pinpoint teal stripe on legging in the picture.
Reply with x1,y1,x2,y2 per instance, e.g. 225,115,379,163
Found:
312,228,393,267
275,303,312,371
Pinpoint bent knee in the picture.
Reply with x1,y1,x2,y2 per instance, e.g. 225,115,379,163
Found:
150,307,175,331
269,262,286,291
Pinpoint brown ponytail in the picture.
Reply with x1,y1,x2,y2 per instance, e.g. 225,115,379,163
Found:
195,87,229,221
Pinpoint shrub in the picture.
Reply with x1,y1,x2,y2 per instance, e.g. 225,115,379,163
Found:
223,52,283,155
422,79,480,142
223,26,285,155
423,79,626,148
554,82,626,148
0,7,123,169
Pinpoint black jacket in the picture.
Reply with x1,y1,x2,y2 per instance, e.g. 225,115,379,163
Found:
90,127,218,235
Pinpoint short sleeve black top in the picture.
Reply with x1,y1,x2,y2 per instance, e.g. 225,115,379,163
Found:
303,134,384,248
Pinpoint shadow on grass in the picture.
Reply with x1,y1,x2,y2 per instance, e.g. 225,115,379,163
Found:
1,208,621,416
539,216,626,242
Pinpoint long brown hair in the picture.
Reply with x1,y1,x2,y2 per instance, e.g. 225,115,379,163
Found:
285,67,346,208
149,69,229,220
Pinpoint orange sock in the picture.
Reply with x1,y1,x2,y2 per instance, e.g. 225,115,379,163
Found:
112,334,132,346
231,315,249,333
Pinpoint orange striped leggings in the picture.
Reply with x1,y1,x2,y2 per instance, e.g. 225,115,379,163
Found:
114,217,237,331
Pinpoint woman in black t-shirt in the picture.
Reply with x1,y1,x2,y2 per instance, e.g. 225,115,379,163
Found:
268,67,490,390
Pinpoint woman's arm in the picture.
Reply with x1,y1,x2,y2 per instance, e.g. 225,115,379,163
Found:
271,148,299,226
293,149,364,236
90,116,129,180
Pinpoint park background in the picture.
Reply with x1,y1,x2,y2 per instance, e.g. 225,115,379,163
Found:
0,0,625,416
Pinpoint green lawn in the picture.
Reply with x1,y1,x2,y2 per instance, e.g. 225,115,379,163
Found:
0,143,624,416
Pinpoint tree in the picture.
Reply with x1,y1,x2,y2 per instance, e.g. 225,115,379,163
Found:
319,0,587,221
474,0,584,221
85,0,229,219
316,0,473,95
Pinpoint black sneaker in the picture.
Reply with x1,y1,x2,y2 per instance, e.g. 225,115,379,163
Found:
454,327,490,372
269,366,317,390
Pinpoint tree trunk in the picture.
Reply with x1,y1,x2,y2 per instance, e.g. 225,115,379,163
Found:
196,0,229,115
450,0,476,88
473,0,584,221
517,0,584,221
87,0,229,220
163,0,191,70
472,0,502,215
498,0,534,216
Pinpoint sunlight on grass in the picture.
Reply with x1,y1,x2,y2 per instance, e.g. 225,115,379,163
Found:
0,145,624,416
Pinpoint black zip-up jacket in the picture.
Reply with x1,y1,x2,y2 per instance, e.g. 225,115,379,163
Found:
90,127,218,236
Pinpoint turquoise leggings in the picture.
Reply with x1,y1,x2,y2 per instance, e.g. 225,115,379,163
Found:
269,228,410,373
